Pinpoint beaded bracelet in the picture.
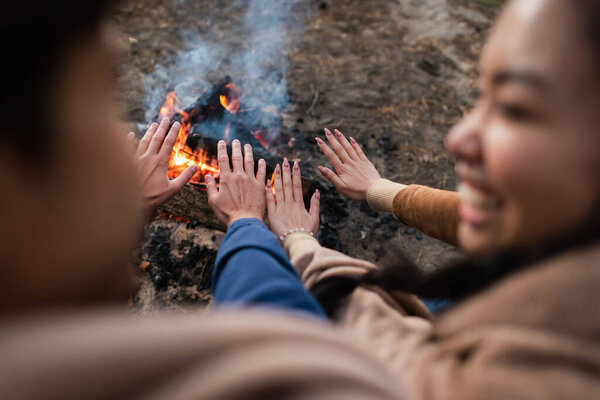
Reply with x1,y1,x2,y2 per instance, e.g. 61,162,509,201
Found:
279,227,314,242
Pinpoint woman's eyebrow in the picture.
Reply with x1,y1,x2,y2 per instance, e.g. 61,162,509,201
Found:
492,70,552,92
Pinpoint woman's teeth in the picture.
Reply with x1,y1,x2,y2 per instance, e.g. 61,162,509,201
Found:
458,183,500,210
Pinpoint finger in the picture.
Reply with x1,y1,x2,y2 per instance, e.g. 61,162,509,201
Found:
308,189,321,230
315,136,343,173
148,117,170,154
217,140,231,178
127,132,136,155
231,140,243,173
334,129,358,160
256,159,267,184
282,158,294,203
244,144,254,176
350,136,368,161
172,164,198,191
292,161,303,202
159,121,181,161
205,174,219,200
265,180,276,214
273,164,284,203
325,128,350,163
318,165,345,190
137,122,159,157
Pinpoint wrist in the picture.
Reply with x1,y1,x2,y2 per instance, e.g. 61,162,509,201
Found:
276,227,315,243
228,212,263,227
367,178,407,213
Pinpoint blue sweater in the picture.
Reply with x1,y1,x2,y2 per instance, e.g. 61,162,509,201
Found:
212,218,326,318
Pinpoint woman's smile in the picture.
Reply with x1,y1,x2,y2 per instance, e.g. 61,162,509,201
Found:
456,163,504,230
458,182,503,229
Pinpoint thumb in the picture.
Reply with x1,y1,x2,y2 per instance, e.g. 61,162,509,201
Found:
172,165,198,191
127,132,137,155
265,179,276,215
205,174,219,200
317,166,344,191
308,189,320,230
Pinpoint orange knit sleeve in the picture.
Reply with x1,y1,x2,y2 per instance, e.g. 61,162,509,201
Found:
392,185,460,246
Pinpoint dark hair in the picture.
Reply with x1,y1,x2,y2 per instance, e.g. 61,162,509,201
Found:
312,204,600,319
0,1,117,163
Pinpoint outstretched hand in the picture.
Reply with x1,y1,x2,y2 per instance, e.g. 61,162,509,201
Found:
267,158,320,239
316,128,381,201
206,140,267,226
130,117,198,218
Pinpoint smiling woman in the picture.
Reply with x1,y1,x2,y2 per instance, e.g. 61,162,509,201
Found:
309,0,600,304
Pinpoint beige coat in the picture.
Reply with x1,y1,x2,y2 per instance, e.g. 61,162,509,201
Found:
2,182,599,399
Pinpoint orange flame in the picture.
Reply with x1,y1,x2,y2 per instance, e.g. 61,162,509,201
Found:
159,91,220,185
220,83,241,114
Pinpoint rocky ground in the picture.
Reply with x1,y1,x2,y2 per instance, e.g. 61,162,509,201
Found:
112,0,502,311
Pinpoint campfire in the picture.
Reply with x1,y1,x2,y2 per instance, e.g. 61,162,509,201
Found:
156,76,285,187
155,76,311,230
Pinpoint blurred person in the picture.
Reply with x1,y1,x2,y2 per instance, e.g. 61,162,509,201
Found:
208,0,600,398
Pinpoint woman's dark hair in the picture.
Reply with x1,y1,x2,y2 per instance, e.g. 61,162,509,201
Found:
313,203,600,319
0,1,117,163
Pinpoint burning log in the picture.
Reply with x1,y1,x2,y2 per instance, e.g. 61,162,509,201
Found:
155,77,312,231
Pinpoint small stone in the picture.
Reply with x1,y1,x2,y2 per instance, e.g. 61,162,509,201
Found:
139,261,150,271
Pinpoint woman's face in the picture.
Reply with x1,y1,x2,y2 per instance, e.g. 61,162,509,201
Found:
446,0,600,254
0,35,142,309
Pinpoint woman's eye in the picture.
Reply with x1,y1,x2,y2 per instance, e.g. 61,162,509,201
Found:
497,103,534,122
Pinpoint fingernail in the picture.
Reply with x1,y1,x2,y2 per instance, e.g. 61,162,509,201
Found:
315,189,320,199
266,180,272,188
259,159,265,165
205,175,212,181
191,165,199,172
293,161,299,170
275,164,280,172
283,158,289,167
233,139,240,145
315,137,323,144
318,166,326,175
325,129,332,136
350,137,356,143
218,140,225,146
334,129,342,137
161,117,169,124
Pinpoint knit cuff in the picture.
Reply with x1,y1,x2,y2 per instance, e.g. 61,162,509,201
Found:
283,232,321,259
366,179,407,213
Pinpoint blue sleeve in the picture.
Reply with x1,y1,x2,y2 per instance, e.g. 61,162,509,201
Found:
212,218,326,319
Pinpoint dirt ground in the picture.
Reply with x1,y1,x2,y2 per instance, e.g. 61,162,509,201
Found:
112,0,501,311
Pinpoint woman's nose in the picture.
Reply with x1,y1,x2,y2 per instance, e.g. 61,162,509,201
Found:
445,111,483,164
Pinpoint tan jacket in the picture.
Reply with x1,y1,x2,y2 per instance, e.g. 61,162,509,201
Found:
2,182,599,399
284,181,600,399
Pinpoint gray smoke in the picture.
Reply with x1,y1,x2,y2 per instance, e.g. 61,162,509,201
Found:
143,0,307,124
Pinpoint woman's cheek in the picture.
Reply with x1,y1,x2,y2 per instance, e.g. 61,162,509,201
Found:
483,123,557,246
